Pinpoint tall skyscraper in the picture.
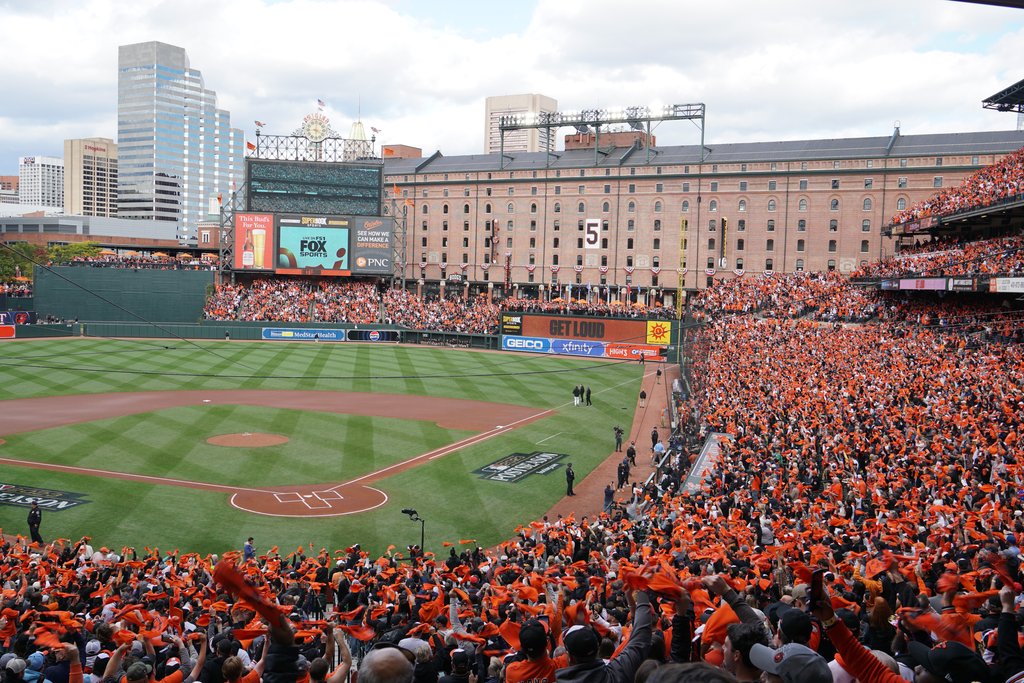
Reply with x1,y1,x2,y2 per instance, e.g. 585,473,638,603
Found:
117,41,243,240
484,94,557,154
64,137,118,217
18,156,64,209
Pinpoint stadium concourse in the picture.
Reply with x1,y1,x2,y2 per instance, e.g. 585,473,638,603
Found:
4,157,1024,683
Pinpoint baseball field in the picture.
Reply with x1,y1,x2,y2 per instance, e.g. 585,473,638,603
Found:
0,337,643,556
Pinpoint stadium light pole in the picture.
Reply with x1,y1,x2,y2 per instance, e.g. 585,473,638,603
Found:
401,508,425,551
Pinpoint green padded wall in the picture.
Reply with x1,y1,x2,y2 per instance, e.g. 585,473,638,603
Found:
34,268,214,323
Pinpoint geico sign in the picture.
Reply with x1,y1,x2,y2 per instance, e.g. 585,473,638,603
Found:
506,338,546,349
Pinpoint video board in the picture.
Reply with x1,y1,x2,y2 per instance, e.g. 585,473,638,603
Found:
247,159,382,216
276,214,351,276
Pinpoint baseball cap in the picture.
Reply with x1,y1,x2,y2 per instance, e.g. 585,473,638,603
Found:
86,640,102,656
749,643,831,683
517,620,548,655
6,659,27,676
125,661,152,682
563,625,600,659
778,607,813,643
26,653,44,672
908,640,990,683
451,649,470,668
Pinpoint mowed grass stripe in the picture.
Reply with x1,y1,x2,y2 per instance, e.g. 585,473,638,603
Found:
392,348,427,396
0,406,475,490
0,340,641,554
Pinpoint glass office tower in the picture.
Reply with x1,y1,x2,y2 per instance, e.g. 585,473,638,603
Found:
117,42,244,241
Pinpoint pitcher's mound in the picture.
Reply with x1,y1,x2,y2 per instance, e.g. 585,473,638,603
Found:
207,433,289,447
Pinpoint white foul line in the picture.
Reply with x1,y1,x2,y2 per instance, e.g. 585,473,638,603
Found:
536,432,563,444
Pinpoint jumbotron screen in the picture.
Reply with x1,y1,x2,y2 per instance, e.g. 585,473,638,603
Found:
246,159,383,216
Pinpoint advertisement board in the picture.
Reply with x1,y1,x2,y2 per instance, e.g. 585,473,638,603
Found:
349,217,394,275
551,339,606,357
948,277,977,292
0,311,37,325
991,278,1024,294
0,325,14,339
276,215,350,276
898,278,947,291
234,213,275,271
520,315,659,346
262,328,345,342
605,343,665,361
501,335,551,353
348,329,400,342
500,313,524,335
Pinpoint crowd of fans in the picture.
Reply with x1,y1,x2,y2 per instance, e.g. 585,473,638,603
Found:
203,280,502,334
5,266,1024,683
891,147,1024,225
59,255,217,270
853,234,1024,279
202,280,677,333
502,298,675,320
0,281,31,297
691,272,882,323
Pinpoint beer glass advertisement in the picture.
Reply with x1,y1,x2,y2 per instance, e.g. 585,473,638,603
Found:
276,215,350,276
234,213,275,271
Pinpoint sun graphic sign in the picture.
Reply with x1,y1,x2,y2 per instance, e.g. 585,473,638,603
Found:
646,320,672,346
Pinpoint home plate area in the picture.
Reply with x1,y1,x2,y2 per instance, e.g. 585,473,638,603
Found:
230,484,388,518
275,489,343,509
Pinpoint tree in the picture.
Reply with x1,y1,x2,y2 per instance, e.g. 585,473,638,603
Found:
47,241,102,265
0,242,45,281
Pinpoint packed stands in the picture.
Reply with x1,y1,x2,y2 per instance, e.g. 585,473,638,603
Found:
60,255,217,270
0,281,31,297
203,280,673,332
853,233,1024,278
892,147,1024,225
502,298,675,320
9,258,1024,683
690,272,882,322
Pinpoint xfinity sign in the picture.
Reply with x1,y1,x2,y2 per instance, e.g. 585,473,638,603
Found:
501,335,550,353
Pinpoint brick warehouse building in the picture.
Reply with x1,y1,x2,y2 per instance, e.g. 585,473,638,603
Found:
383,128,1024,303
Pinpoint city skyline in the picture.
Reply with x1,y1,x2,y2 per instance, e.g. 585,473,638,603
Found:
1,0,1023,176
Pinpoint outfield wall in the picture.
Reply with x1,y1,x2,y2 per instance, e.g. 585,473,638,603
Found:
35,268,213,323
74,320,497,349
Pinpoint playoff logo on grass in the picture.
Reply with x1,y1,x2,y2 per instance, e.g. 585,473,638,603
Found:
0,483,90,510
474,452,567,483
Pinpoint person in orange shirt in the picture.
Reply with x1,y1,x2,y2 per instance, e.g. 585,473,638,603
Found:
504,620,567,683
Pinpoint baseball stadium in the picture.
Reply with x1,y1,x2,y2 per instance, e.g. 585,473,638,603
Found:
3,15,1024,683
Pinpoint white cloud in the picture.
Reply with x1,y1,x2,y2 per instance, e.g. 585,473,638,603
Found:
0,0,1022,174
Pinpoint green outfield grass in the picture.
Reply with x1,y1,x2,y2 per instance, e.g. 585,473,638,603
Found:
0,338,643,556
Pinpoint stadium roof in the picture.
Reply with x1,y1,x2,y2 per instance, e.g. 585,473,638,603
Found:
951,0,1024,9
983,76,1024,113
383,130,1024,176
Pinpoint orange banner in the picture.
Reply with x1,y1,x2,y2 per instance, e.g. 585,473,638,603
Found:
605,343,663,361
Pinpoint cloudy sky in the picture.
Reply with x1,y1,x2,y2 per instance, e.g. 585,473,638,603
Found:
1,0,1023,175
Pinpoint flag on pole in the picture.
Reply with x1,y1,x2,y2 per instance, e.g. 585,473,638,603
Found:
246,141,256,151
317,98,326,110
392,184,400,197
371,127,381,134
254,120,266,128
